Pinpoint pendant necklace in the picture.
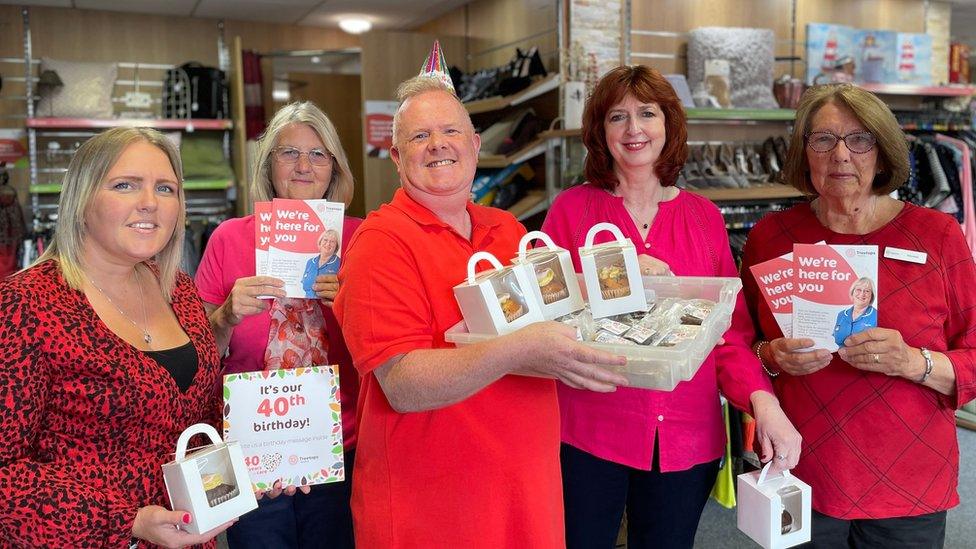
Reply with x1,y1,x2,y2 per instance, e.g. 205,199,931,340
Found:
88,272,153,347
622,201,651,231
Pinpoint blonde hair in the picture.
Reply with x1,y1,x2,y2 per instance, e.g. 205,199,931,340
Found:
391,76,469,147
250,101,355,207
783,84,909,196
35,127,185,301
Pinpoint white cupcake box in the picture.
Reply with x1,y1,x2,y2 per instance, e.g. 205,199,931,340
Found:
579,222,647,319
512,231,585,320
162,423,258,535
452,251,545,335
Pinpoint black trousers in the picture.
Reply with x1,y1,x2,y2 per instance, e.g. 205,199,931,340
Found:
801,509,947,549
561,442,720,549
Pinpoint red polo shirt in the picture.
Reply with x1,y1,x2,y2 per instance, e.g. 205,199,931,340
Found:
335,189,563,548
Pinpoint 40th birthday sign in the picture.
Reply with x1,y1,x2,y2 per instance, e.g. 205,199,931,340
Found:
223,366,344,491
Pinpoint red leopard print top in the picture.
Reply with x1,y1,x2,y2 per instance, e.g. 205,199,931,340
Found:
0,260,221,548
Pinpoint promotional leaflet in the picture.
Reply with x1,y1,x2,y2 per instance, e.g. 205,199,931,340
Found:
750,250,797,339
266,199,345,298
254,201,272,276
749,241,825,338
792,244,879,352
223,367,344,490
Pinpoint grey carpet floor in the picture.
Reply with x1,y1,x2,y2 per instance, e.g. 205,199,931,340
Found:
694,426,976,548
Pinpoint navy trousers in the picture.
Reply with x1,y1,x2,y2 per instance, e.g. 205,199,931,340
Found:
561,442,720,549
226,450,355,549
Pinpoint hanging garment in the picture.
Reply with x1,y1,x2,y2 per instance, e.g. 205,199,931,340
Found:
937,134,976,257
0,182,25,278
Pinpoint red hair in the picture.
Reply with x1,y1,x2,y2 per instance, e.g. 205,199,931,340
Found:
582,65,688,189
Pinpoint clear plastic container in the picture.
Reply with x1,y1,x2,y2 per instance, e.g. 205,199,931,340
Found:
444,275,743,391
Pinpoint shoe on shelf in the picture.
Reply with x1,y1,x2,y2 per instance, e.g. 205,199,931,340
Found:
478,109,534,156
718,143,750,187
496,111,544,155
700,144,739,188
761,137,781,177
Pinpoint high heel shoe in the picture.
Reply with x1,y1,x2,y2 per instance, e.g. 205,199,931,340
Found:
761,137,781,181
700,144,739,188
719,143,749,187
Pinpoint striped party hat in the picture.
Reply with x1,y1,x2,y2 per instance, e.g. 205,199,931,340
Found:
419,40,455,93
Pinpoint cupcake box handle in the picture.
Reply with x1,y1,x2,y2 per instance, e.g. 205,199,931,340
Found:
517,230,560,260
174,423,224,461
466,251,505,284
757,460,793,485
584,222,628,248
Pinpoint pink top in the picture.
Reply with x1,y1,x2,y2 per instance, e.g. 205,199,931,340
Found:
541,184,772,471
194,214,363,448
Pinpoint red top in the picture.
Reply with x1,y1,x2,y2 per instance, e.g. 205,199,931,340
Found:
541,184,772,471
195,214,362,448
0,260,222,548
741,202,976,519
335,189,564,548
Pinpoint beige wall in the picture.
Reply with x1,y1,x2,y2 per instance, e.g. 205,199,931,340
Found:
417,0,558,72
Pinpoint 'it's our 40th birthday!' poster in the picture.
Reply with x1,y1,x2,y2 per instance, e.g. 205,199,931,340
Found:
223,367,344,490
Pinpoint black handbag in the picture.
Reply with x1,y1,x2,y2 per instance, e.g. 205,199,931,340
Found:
163,62,228,119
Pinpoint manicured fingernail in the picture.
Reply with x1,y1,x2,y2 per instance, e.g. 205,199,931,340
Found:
182,513,192,524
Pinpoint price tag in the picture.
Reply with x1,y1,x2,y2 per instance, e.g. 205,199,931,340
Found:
223,367,344,491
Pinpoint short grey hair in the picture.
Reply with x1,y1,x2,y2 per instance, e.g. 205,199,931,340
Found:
35,127,185,301
250,101,355,207
783,84,909,196
392,76,470,147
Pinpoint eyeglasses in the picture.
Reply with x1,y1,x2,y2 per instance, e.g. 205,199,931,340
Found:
273,146,333,166
805,131,877,154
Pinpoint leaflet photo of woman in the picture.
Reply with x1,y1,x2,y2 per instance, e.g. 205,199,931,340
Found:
302,228,340,298
834,276,878,347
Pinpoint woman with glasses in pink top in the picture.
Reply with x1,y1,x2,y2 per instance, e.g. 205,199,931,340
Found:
195,101,361,548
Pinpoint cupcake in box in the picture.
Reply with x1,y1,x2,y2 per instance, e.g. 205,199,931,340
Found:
596,254,632,300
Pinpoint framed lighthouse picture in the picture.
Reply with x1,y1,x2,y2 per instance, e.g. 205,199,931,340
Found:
896,33,933,85
805,23,853,85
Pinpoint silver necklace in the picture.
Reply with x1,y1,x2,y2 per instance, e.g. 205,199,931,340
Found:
88,272,153,347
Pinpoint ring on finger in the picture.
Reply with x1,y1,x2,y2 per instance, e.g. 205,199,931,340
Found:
873,353,880,364
775,454,786,460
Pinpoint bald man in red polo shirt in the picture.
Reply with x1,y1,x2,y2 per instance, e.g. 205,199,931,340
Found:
334,76,628,548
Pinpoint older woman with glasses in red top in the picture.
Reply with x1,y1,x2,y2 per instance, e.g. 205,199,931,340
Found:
741,83,976,548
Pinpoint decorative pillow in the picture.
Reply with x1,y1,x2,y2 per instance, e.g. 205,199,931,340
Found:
35,58,117,118
687,28,778,109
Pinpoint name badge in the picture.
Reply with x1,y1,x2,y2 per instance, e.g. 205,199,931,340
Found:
884,246,927,264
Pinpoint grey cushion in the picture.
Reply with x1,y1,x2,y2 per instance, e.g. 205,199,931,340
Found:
687,28,778,109
36,58,117,118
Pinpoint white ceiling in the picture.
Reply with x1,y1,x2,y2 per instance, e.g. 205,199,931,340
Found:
0,0,474,30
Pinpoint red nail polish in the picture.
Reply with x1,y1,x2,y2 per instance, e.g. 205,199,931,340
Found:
182,513,192,524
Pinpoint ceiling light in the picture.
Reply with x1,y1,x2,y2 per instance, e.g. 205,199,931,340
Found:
338,18,371,35
310,56,321,64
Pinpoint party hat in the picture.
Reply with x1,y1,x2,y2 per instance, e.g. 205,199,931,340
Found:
419,40,455,93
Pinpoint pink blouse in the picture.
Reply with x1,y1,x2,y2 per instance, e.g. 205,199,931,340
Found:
541,184,772,471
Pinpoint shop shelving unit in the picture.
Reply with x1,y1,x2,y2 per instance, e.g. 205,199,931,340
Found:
18,7,235,229
465,70,562,222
